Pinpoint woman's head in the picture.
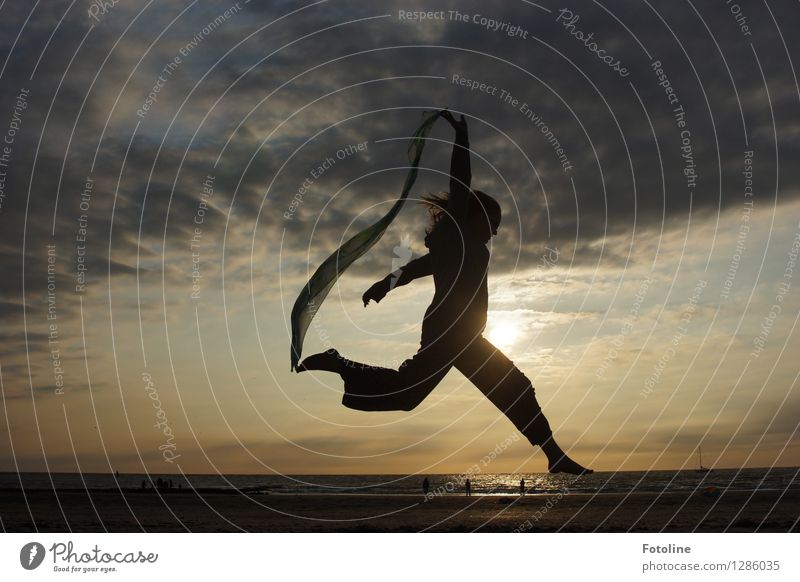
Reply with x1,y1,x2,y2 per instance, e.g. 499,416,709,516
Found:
470,190,502,242
421,190,501,244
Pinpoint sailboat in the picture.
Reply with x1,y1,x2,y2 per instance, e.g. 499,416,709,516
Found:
694,445,711,473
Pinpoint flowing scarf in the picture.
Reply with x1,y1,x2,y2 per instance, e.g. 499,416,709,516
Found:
290,111,441,370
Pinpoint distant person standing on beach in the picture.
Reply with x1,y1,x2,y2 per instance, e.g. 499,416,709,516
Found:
422,477,430,497
465,478,472,497
520,478,525,496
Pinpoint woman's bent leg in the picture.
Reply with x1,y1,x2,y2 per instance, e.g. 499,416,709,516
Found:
340,343,453,412
454,336,553,446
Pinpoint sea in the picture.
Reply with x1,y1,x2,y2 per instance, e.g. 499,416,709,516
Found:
0,467,797,496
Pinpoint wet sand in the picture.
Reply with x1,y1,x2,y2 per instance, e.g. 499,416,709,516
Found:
1,488,797,532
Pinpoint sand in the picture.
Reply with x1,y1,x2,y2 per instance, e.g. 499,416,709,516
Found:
1,488,797,532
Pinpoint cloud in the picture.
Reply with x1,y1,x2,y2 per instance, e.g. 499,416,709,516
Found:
1,0,799,473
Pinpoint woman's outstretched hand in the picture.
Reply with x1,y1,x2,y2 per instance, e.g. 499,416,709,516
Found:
362,280,389,307
441,109,468,133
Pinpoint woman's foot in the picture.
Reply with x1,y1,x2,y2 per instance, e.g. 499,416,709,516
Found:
548,455,593,475
540,438,593,475
296,348,343,373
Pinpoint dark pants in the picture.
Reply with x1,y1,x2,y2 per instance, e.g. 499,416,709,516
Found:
339,334,553,446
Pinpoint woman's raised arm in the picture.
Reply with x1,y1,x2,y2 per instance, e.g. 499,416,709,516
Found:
362,254,433,306
441,110,471,222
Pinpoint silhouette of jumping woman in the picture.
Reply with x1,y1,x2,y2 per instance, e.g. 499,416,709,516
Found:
297,110,592,475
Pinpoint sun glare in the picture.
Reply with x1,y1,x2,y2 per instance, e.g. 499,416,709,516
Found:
486,320,520,351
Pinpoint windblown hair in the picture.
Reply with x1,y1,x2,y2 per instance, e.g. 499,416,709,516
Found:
420,190,500,247
420,192,450,229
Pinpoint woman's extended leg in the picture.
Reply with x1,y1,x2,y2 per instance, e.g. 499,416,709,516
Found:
454,336,592,474
297,343,453,412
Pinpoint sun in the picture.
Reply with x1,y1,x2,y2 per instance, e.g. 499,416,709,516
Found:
486,320,520,351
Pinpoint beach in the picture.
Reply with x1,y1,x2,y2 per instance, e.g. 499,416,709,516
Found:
1,488,797,532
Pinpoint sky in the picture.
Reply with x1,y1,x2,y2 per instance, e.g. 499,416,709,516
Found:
0,0,799,476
